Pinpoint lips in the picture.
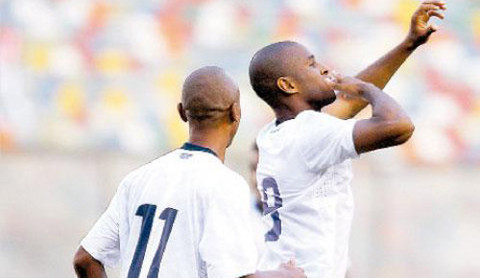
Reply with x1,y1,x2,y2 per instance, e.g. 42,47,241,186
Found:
325,75,337,83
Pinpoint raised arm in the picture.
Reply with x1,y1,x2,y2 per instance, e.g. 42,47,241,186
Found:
73,247,107,278
323,0,446,119
334,76,414,154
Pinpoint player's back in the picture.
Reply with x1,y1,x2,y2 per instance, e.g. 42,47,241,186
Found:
112,145,256,277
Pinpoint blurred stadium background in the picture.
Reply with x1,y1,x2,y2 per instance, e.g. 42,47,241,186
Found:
1,0,479,277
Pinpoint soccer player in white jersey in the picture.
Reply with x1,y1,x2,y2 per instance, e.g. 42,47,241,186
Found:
73,66,306,278
248,2,446,278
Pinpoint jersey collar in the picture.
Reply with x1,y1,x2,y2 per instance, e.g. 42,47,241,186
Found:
180,142,218,157
275,117,295,126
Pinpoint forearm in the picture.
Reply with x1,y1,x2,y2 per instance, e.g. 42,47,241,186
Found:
356,38,416,90
322,39,416,119
347,39,417,113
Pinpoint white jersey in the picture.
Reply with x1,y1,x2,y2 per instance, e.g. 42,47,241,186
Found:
256,110,359,278
80,143,258,278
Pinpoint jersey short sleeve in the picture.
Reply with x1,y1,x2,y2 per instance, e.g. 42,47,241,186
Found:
199,175,258,278
296,110,359,171
80,186,123,268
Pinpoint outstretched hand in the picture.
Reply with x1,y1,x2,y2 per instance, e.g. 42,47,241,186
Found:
406,1,447,49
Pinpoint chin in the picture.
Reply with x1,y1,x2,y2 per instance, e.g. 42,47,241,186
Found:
311,91,337,111
325,90,337,104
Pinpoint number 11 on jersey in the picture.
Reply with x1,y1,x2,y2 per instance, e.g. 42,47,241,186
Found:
128,204,178,278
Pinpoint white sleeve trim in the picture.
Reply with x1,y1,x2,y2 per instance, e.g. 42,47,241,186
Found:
79,240,109,268
345,118,360,159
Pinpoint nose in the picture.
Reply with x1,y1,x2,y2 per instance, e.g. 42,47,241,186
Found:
320,67,329,75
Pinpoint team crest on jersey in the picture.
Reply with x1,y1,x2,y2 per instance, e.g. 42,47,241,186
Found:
180,153,193,159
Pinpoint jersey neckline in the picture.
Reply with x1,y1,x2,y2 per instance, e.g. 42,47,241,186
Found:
180,142,218,157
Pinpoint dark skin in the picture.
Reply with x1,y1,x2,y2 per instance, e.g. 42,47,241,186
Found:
245,3,446,277
73,67,306,278
253,1,446,154
268,42,415,154
323,1,446,119
73,247,106,278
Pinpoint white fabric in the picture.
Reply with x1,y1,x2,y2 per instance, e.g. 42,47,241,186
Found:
81,148,258,278
255,110,358,278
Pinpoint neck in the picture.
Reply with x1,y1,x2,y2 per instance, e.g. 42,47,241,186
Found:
188,127,230,162
274,98,313,124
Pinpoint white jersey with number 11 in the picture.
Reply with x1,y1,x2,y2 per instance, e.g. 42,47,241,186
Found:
80,143,258,278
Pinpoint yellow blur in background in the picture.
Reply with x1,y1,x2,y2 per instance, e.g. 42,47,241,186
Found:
0,0,479,277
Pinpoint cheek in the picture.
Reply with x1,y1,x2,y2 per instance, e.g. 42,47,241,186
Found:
319,77,336,92
307,76,330,92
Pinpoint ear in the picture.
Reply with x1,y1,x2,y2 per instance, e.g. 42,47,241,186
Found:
229,102,241,123
277,77,298,94
177,103,188,122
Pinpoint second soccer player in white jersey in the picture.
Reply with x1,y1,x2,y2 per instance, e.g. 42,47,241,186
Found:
73,67,306,278
248,2,446,277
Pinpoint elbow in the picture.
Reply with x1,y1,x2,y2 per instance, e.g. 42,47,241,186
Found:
391,117,415,145
73,247,93,275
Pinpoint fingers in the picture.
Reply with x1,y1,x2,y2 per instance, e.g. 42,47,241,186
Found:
421,1,447,10
420,3,445,13
325,76,336,88
414,2,446,25
428,23,439,33
418,1,447,19
278,259,307,278
279,258,296,269
330,71,343,85
331,70,342,80
427,10,445,20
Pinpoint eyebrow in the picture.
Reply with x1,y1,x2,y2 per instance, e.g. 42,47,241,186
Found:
307,55,315,63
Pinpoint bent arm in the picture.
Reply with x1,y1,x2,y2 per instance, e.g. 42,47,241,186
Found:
353,83,414,154
323,1,446,119
73,247,107,278
322,40,415,119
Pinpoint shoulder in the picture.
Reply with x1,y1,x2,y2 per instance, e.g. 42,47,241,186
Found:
296,110,355,135
123,161,154,183
256,119,277,139
119,152,176,190
296,110,340,124
207,165,250,200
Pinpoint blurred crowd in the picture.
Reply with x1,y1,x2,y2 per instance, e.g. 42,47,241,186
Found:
1,0,479,164
1,1,480,277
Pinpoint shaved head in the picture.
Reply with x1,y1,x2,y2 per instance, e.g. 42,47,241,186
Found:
180,66,240,126
249,41,305,107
